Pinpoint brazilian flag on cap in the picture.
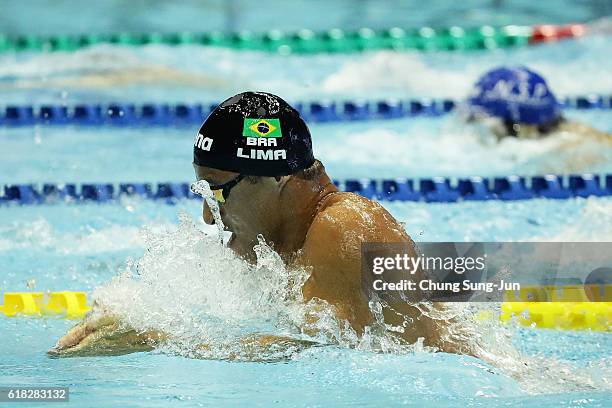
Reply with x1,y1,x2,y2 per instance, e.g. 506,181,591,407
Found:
194,91,315,177
243,118,282,138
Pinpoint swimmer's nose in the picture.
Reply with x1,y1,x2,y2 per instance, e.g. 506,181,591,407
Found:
203,203,214,225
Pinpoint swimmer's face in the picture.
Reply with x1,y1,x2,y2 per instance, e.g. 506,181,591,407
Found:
193,164,282,250
505,123,541,140
470,116,543,141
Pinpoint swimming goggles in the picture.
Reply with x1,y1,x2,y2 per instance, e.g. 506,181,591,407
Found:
208,174,245,203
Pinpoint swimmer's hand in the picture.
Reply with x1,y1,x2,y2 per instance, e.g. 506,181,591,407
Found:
47,315,166,358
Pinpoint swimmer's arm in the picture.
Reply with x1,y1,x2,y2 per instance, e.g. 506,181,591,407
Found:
49,315,318,359
195,334,321,361
48,314,167,357
558,121,612,142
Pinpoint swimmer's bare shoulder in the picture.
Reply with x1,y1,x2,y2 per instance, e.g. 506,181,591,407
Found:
295,192,413,333
295,193,465,353
558,121,612,143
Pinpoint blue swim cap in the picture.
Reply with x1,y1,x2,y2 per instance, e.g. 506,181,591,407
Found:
466,66,561,126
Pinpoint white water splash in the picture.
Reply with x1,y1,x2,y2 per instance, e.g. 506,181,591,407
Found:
189,179,225,244
90,211,340,360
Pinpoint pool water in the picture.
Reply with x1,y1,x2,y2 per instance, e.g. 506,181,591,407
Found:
2,324,610,407
1,9,612,408
2,1,610,37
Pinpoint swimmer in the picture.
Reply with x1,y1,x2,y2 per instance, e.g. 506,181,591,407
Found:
462,65,611,142
49,92,467,359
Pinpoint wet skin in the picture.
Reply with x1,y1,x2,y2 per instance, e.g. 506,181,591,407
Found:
483,117,612,142
49,163,464,357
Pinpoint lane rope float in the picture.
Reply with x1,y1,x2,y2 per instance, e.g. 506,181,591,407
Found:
0,292,90,319
500,284,611,331
0,24,585,55
1,173,610,205
2,288,609,331
0,94,609,127
500,302,611,331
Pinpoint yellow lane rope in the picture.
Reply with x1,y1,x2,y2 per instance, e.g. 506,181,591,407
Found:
1,287,610,330
0,292,90,319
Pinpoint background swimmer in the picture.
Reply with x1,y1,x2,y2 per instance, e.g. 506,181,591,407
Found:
462,65,611,142
49,92,470,358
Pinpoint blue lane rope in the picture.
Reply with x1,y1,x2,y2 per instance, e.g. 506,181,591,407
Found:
0,95,610,127
1,174,610,204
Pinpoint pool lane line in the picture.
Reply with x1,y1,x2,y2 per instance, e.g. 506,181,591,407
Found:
499,302,611,331
0,24,587,55
529,24,587,44
0,94,609,127
1,292,90,319
2,289,609,331
1,174,610,205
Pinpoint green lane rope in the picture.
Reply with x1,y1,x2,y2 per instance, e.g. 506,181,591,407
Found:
0,25,534,55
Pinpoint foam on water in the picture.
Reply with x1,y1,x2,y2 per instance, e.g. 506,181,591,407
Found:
0,218,147,254
320,36,612,99
189,180,225,243
316,116,612,179
1,35,611,104
90,211,337,361
533,198,612,242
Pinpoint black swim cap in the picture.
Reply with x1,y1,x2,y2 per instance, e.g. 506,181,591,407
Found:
193,91,315,177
